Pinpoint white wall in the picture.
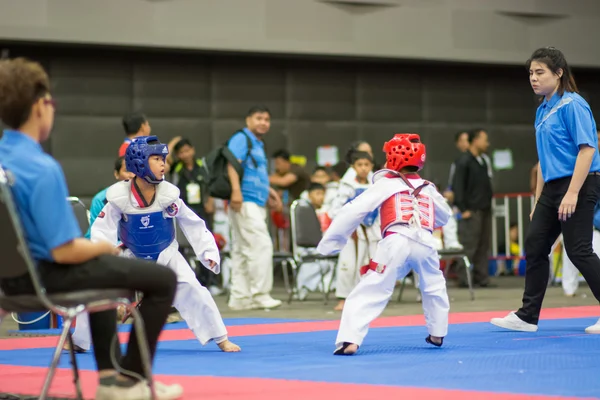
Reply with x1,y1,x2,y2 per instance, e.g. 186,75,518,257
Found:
0,0,599,67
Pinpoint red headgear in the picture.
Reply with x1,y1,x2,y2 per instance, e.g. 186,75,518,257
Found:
383,133,426,172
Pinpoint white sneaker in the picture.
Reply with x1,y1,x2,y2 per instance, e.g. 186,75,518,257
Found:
228,298,255,311
253,295,282,309
490,312,538,332
95,379,183,400
585,318,600,334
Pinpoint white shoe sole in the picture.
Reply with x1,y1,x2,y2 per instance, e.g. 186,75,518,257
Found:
490,318,538,332
585,326,600,334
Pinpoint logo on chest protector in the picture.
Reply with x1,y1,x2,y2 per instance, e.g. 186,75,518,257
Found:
98,211,105,219
140,215,154,229
166,203,178,217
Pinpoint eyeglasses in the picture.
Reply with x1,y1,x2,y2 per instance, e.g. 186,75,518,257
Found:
43,98,56,109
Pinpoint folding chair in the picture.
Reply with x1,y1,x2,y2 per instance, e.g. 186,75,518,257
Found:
396,248,475,302
0,166,156,400
67,196,90,234
289,199,338,304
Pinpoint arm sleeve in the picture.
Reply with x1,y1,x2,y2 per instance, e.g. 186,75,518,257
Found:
227,133,248,161
317,180,390,255
565,101,597,149
86,194,106,237
452,159,468,212
90,202,122,245
29,164,81,251
175,198,221,273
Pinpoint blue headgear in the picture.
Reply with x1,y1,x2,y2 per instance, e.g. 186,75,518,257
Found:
125,136,168,184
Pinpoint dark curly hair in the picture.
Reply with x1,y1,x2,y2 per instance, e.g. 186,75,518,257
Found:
0,57,50,129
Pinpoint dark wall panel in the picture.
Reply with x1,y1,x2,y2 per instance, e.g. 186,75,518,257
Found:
3,45,600,198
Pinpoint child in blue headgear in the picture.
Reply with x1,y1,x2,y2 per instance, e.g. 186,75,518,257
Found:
74,136,240,353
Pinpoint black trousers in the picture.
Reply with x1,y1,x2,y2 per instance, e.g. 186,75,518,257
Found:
0,254,176,377
516,174,600,324
457,209,492,285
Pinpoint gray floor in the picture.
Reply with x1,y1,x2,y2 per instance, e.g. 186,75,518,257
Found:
1,276,595,337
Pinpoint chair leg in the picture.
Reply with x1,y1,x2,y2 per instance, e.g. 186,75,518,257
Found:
39,316,73,400
129,305,156,400
463,256,475,301
280,260,292,304
396,277,407,302
67,327,83,400
290,259,301,304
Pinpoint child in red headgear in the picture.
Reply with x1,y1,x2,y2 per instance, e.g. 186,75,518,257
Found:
317,133,453,355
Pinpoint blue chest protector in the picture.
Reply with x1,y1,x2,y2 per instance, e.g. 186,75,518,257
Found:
347,187,379,227
119,211,175,260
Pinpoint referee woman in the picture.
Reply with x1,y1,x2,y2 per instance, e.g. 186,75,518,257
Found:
491,47,600,334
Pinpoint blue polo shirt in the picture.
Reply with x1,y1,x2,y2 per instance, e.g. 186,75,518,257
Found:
85,187,108,239
0,130,81,262
227,128,270,206
535,91,600,182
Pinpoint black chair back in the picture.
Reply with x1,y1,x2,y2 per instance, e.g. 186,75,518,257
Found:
290,199,323,249
68,197,90,234
0,165,36,280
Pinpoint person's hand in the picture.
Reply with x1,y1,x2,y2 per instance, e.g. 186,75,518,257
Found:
209,260,217,268
558,191,578,221
230,190,243,212
461,210,472,219
443,190,454,203
530,203,536,221
96,241,119,256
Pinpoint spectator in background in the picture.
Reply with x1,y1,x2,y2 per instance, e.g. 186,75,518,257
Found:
444,131,470,203
170,138,215,229
269,149,310,203
84,156,134,239
119,111,151,157
227,106,283,310
311,166,330,186
453,128,494,287
340,141,375,183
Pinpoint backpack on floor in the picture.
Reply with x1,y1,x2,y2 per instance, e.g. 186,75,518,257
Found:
203,130,256,200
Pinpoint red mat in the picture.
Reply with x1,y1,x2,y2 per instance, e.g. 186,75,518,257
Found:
1,305,597,351
0,365,593,400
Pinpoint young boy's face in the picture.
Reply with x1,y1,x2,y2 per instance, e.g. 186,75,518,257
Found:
353,158,373,181
148,155,166,181
308,188,325,209
311,169,330,185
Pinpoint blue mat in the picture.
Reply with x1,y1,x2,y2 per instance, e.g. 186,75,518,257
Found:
1,317,600,397
8,317,315,336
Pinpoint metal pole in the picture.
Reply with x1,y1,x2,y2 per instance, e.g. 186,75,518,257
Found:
517,195,524,256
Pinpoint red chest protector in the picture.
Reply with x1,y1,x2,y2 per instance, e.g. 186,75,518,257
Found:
379,173,435,235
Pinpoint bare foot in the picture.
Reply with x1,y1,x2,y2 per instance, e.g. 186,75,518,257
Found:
334,300,345,311
63,341,86,353
343,343,358,354
334,342,359,355
218,340,241,352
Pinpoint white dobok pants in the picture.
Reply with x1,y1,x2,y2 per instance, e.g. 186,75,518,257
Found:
335,231,450,348
72,244,227,350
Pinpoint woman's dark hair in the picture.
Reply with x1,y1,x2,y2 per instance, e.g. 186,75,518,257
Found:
526,47,578,96
0,58,50,129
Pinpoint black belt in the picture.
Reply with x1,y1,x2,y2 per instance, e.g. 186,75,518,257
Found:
590,172,600,176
